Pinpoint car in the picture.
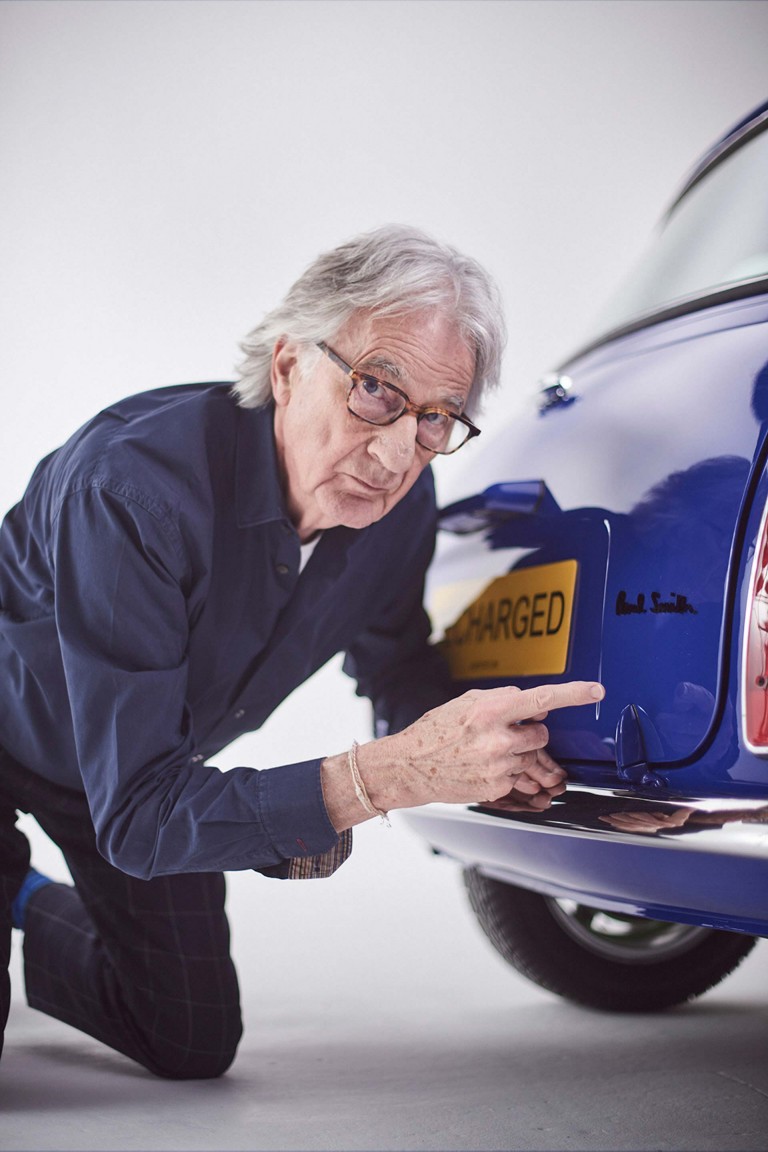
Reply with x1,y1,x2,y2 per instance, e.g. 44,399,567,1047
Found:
403,100,768,1012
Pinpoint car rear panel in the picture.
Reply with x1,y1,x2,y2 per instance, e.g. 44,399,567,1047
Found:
431,295,768,793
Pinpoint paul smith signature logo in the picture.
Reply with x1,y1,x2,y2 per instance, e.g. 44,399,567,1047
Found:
616,590,698,616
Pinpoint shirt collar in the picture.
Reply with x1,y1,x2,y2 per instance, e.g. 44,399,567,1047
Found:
235,401,290,529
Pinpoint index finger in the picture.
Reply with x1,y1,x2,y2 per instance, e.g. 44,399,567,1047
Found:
506,681,604,722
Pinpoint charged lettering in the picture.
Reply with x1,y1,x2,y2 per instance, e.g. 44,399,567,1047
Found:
447,588,568,645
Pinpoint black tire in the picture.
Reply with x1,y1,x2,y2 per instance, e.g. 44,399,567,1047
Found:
464,868,758,1012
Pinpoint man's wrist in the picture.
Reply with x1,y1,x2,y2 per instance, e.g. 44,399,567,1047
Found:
320,736,403,832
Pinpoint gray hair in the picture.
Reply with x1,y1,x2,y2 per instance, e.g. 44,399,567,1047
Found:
232,224,506,418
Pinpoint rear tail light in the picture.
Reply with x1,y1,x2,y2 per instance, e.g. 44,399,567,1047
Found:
743,502,768,750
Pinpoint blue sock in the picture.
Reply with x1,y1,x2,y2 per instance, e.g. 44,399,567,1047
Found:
11,868,54,930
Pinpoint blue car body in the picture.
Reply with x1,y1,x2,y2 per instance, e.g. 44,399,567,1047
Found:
405,104,768,945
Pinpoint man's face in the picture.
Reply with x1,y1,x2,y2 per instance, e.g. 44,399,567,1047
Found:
271,310,476,540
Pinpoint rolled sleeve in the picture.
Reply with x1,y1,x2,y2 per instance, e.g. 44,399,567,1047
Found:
261,756,341,860
287,830,353,880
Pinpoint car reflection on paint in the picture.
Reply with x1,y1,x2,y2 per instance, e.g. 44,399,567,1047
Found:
403,101,768,1012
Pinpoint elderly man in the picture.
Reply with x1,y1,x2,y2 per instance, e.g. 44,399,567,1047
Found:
0,225,603,1077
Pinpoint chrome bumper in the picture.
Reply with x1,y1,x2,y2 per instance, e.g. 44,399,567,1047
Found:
401,788,768,935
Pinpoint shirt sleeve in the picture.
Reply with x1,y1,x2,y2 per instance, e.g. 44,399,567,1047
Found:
52,483,344,880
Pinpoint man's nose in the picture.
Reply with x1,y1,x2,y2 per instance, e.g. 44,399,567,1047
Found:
368,415,419,472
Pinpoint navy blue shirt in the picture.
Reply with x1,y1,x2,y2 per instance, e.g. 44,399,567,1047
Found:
0,384,451,879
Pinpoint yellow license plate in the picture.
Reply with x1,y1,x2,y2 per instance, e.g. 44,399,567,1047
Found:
439,560,578,679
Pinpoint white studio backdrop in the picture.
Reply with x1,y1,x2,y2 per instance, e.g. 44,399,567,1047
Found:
2,0,768,1010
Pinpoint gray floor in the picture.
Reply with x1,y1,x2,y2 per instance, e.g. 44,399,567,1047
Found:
2,817,767,1152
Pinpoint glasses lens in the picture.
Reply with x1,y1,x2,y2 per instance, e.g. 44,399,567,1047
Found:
417,413,471,454
349,374,405,423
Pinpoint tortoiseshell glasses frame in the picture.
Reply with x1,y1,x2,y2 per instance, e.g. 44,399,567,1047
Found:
316,341,481,455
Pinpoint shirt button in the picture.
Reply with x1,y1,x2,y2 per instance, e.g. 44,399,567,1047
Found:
234,709,245,720
275,563,290,575
190,754,204,763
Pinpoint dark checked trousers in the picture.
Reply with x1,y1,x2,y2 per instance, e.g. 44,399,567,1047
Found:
0,747,243,1079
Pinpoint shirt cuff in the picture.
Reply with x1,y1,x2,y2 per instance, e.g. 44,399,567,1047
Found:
287,828,353,879
261,756,339,860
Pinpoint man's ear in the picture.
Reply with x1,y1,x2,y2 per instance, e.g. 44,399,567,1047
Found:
270,339,300,407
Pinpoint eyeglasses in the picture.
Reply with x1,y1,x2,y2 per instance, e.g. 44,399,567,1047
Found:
316,342,481,456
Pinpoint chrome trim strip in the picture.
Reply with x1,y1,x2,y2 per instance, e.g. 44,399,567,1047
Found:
556,280,768,369
406,787,768,859
667,107,768,215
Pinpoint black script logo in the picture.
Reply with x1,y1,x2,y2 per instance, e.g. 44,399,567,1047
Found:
616,590,698,617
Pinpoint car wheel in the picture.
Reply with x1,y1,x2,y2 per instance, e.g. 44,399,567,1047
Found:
464,868,758,1012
